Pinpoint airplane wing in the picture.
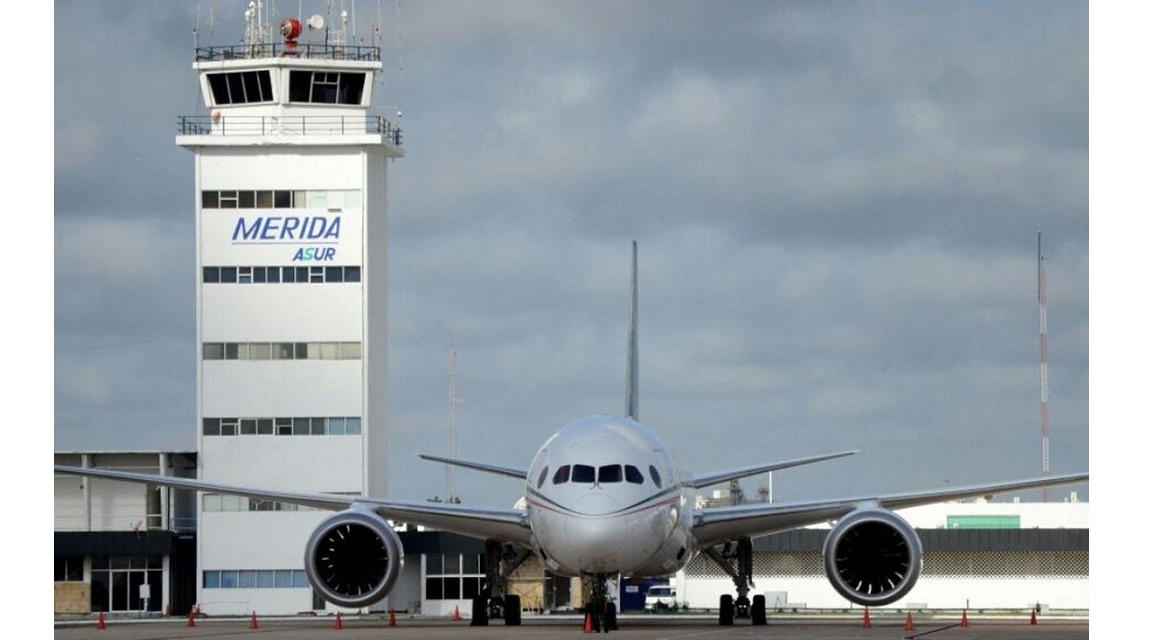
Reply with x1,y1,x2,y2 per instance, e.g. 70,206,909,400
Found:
691,471,1088,548
417,454,528,480
53,465,532,546
687,450,858,489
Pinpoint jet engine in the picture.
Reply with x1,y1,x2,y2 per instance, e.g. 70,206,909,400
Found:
822,507,922,607
304,508,404,608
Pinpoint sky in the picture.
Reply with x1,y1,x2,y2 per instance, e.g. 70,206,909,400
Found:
51,1,1100,511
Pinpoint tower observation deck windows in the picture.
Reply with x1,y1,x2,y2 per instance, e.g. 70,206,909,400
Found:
207,70,274,105
288,70,366,105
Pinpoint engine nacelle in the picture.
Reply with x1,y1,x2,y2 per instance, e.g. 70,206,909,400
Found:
822,507,922,607
305,508,404,608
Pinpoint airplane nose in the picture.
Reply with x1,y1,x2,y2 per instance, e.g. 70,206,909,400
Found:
574,491,620,516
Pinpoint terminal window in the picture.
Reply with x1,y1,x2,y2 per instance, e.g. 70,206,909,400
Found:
55,556,84,582
203,569,309,589
202,494,319,512
425,554,484,601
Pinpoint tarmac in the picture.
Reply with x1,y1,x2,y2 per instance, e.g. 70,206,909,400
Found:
55,612,1089,640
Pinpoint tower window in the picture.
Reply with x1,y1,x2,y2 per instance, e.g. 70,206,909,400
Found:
288,70,366,105
202,341,362,361
207,70,274,105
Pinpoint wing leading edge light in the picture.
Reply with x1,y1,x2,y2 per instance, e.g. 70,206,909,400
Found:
54,241,1088,626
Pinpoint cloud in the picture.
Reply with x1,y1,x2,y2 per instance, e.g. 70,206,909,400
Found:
53,1,1089,507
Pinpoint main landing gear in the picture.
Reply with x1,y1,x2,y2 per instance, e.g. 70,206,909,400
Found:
704,537,767,626
470,540,530,626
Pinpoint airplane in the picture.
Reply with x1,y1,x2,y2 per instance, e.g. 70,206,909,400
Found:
54,241,1088,627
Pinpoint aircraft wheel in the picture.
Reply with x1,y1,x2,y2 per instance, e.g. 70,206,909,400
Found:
504,595,521,626
751,594,767,625
719,594,734,626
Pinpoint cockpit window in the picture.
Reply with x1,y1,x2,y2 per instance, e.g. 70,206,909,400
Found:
571,464,596,483
537,466,549,489
553,463,650,486
625,465,644,484
649,465,663,488
598,465,623,483
552,465,571,484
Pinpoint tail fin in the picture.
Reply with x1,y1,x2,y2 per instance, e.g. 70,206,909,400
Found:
625,241,639,421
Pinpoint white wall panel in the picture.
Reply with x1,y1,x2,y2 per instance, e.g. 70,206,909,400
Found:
202,361,361,415
200,436,364,490
88,480,149,531
200,512,325,567
54,477,86,530
199,149,364,189
201,286,362,339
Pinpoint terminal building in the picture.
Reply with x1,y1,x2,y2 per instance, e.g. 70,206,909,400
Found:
53,4,1088,620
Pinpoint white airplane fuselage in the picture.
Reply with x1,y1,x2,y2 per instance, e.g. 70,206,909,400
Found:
524,415,698,577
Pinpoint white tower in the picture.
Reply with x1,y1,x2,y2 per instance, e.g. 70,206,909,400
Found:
177,8,402,615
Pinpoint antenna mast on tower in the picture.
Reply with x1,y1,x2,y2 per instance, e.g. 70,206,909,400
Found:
1038,232,1050,501
446,348,462,503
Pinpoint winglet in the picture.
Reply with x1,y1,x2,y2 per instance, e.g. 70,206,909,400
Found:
625,240,639,421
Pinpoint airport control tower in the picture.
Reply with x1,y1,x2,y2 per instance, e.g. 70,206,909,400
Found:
176,5,402,615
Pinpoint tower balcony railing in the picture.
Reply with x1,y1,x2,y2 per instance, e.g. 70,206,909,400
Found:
195,43,380,62
178,114,402,145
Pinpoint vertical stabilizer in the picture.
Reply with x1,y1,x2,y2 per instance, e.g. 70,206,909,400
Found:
625,241,639,421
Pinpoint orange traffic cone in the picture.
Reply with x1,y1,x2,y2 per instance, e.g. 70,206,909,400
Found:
187,610,196,627
583,610,594,633
250,611,259,629
388,609,397,626
862,607,872,628
334,611,344,630
453,605,462,621
904,612,914,631
97,611,106,630
961,609,970,628
1030,609,1038,625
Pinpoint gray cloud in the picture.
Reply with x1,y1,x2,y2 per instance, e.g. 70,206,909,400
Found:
55,0,1088,506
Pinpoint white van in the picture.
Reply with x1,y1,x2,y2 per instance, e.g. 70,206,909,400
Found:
644,585,678,611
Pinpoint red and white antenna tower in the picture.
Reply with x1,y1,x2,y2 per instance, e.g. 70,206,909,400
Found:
1037,232,1050,501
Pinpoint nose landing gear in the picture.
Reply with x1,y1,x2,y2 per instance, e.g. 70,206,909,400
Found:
582,573,618,633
